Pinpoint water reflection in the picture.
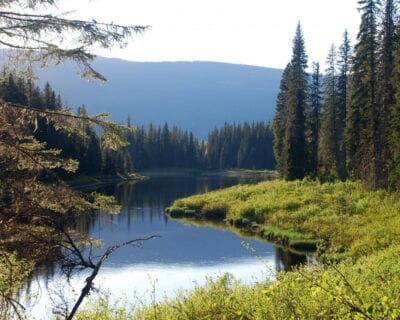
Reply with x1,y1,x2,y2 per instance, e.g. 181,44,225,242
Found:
275,248,310,272
24,176,310,319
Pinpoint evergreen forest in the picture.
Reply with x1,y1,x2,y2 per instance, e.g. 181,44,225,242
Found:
127,121,275,170
273,0,400,190
0,72,276,178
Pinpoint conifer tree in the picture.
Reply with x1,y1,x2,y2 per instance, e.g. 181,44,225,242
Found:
0,1,147,316
378,0,396,188
319,45,339,178
43,82,56,110
336,30,351,181
346,0,379,187
306,62,322,177
273,65,290,177
161,123,171,167
389,13,400,189
273,23,308,180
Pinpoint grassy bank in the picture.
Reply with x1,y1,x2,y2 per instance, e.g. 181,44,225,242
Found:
76,180,400,319
167,179,400,259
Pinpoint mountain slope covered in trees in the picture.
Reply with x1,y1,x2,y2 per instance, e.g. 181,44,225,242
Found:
35,59,282,137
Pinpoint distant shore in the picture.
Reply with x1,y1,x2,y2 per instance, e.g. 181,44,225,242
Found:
67,173,148,190
67,169,277,190
139,168,278,179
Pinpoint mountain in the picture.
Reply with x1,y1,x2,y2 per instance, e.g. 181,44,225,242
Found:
36,58,282,138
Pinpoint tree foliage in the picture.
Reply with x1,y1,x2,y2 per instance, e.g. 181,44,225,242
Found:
273,23,308,180
306,62,322,178
0,0,147,80
206,122,275,170
273,0,400,190
336,30,351,181
0,0,147,317
347,0,380,186
125,121,275,171
319,45,338,178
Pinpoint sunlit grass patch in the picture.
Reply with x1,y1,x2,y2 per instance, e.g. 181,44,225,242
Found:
166,179,400,259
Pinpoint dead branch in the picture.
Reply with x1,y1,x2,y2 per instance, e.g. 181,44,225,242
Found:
66,235,160,320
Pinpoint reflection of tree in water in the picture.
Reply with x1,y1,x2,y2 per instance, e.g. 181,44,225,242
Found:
93,177,241,230
24,177,241,285
108,177,239,209
23,177,311,301
275,247,308,272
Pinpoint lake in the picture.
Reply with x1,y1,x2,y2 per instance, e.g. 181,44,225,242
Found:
23,176,308,319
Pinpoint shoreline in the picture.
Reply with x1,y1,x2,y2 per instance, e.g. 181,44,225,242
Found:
66,169,278,190
67,173,149,190
139,168,278,179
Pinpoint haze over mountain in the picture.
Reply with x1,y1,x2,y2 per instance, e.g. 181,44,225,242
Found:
36,58,282,137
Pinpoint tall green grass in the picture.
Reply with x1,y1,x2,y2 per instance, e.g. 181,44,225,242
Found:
77,245,400,319
168,179,400,259
77,180,400,319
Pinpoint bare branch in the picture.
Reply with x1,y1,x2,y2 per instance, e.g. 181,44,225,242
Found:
66,235,160,320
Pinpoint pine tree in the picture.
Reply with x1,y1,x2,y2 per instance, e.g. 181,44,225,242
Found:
273,65,290,176
378,0,396,188
26,79,43,109
43,82,56,110
319,45,339,178
306,62,322,177
346,0,379,187
161,123,171,167
336,30,352,181
3,73,27,105
274,23,308,180
389,13,400,189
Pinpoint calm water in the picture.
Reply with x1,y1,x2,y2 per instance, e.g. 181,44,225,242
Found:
23,176,308,319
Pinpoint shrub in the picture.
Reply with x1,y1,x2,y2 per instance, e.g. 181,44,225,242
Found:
201,203,228,220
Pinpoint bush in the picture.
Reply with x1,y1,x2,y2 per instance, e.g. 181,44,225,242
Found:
167,206,197,218
201,203,228,220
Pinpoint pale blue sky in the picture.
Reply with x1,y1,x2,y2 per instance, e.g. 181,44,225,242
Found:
58,0,361,69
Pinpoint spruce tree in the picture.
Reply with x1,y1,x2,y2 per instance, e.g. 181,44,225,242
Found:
336,30,351,181
346,0,379,187
319,45,339,178
273,65,290,177
389,15,400,189
273,23,308,180
43,82,56,110
378,0,396,188
306,62,322,177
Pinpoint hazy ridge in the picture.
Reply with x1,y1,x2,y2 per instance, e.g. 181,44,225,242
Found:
36,58,282,137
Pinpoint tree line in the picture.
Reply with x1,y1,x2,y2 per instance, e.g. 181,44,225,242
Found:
0,72,134,176
273,0,400,189
206,122,275,170
1,72,276,175
126,121,275,170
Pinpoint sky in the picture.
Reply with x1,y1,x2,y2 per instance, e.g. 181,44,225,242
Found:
57,0,361,70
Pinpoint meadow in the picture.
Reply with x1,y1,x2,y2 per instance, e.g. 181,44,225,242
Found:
77,180,400,319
